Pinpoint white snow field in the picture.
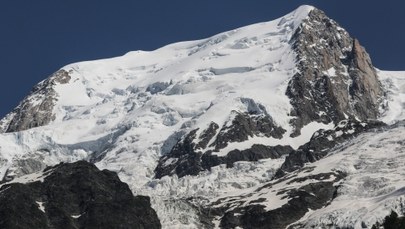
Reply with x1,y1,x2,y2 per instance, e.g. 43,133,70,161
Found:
0,5,405,228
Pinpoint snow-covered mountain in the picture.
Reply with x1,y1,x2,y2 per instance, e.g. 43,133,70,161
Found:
1,5,405,229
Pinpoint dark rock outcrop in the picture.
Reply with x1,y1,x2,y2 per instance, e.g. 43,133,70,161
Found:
231,181,338,229
211,171,346,229
195,122,220,150
287,8,383,136
2,69,72,133
0,161,161,229
155,111,287,178
155,143,293,179
224,183,336,229
371,211,405,229
211,111,285,151
276,119,386,178
201,144,294,169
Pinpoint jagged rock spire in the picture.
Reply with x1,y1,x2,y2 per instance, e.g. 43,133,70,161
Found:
287,8,383,136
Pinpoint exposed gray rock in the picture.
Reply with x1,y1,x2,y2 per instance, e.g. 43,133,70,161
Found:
7,157,47,180
195,122,219,150
0,113,14,133
2,69,72,133
348,39,383,119
165,84,185,95
201,144,293,169
155,138,289,179
210,171,345,229
155,111,287,178
240,98,269,116
287,8,384,136
210,111,285,151
146,81,170,94
228,181,337,229
161,130,187,155
0,161,161,229
275,119,386,178
161,198,215,229
155,129,202,178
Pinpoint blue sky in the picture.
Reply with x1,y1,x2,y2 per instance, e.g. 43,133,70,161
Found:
1,0,404,118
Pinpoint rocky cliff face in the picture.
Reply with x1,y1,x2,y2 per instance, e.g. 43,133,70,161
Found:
215,179,343,229
287,8,383,136
155,110,288,178
0,161,161,229
275,119,386,177
1,69,71,133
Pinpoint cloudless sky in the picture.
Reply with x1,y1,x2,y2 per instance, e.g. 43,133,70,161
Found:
1,0,404,118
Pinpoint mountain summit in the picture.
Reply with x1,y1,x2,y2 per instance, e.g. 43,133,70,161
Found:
0,5,405,228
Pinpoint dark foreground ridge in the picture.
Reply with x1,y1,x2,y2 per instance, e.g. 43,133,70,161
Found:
0,161,161,229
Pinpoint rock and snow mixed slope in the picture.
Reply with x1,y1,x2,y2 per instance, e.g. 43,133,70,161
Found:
0,5,405,229
0,5,315,188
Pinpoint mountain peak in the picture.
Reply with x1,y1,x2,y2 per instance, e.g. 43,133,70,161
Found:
294,4,316,14
0,4,318,134
1,5,405,229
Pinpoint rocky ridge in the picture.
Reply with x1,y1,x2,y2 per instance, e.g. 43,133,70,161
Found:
155,109,289,178
0,69,72,133
0,161,161,229
287,8,383,136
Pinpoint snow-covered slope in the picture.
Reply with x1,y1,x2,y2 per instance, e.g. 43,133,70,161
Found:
0,5,314,185
0,5,404,229
204,120,405,229
291,121,405,228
